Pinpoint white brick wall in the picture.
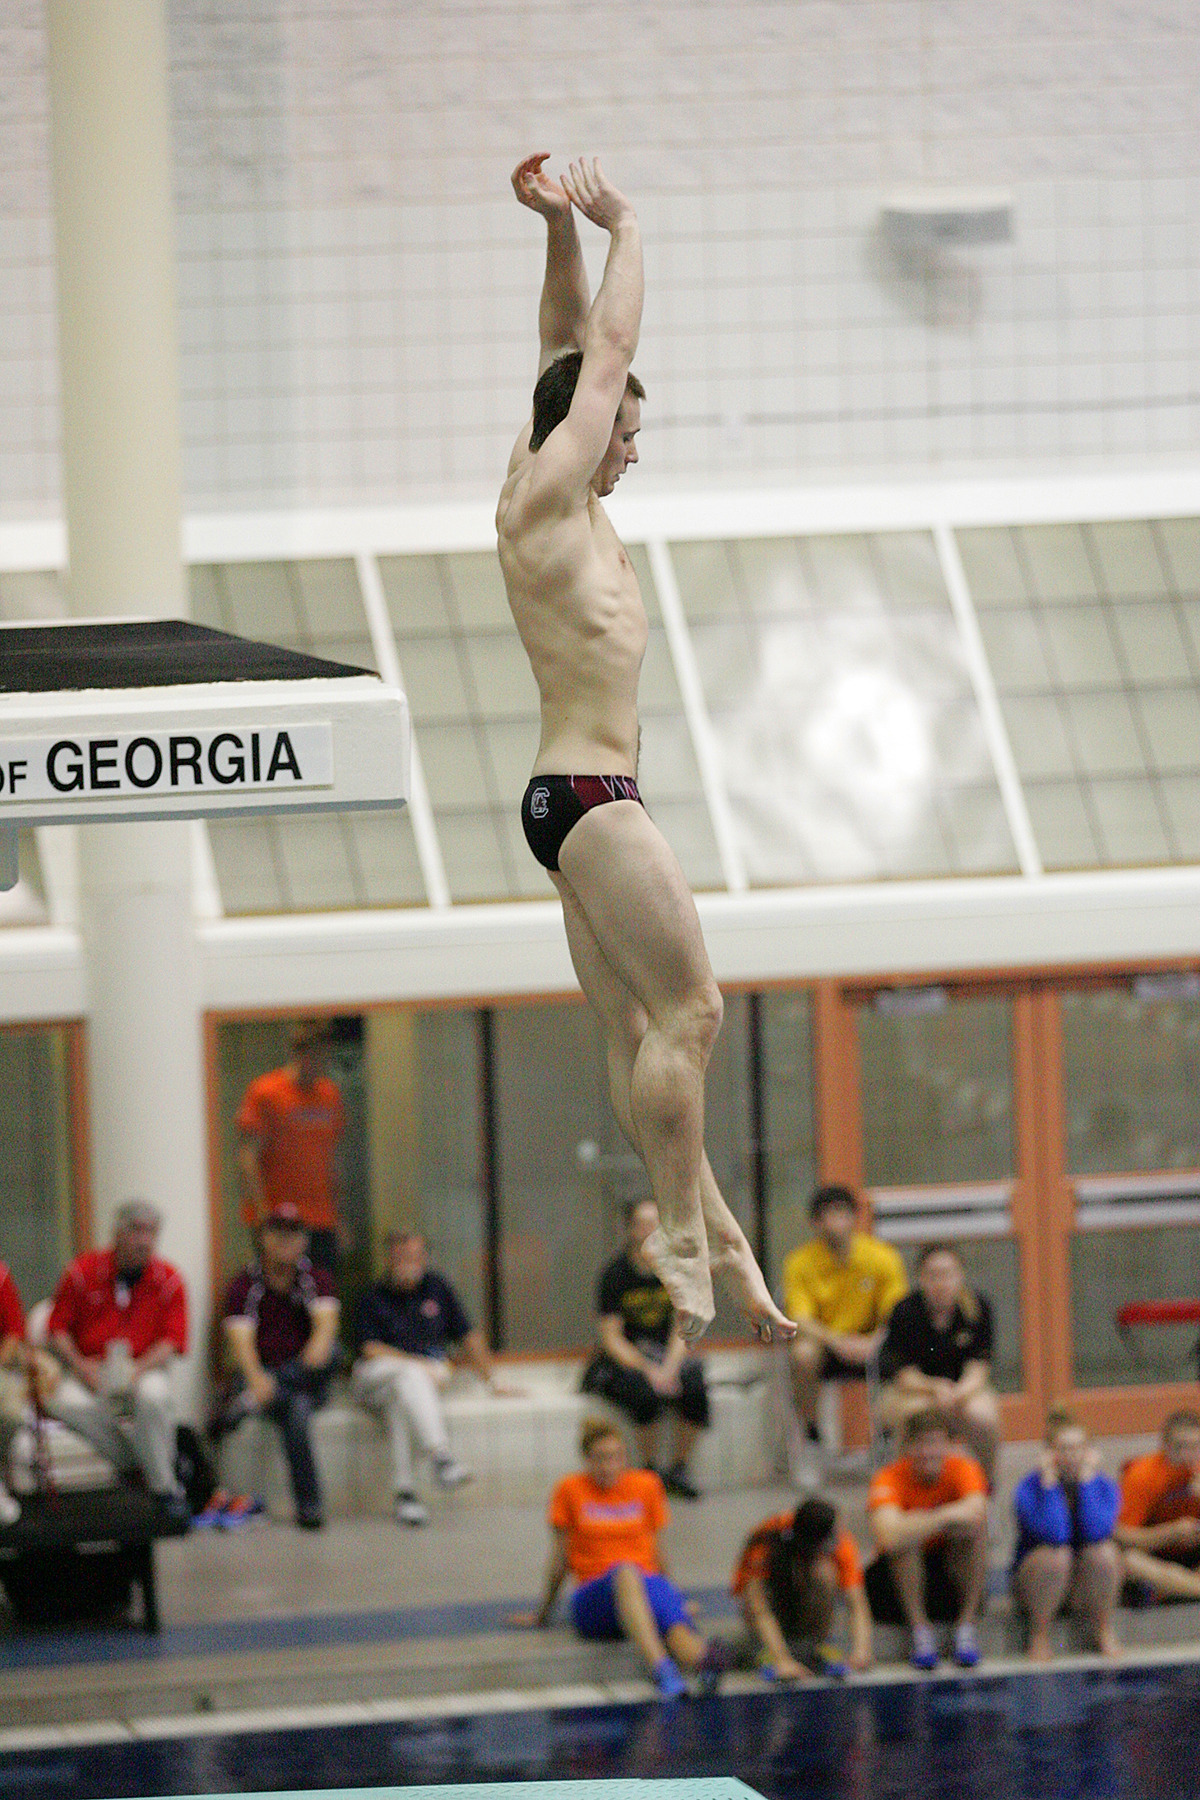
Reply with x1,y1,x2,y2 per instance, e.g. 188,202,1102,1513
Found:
1,0,1199,519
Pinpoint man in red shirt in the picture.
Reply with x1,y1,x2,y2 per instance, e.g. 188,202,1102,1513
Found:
0,1262,27,1524
237,1019,347,1273
45,1200,190,1531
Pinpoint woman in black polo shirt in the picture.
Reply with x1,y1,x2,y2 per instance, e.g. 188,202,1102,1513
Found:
877,1242,999,1485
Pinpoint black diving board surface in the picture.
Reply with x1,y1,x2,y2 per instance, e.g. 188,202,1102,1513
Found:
0,618,408,826
0,618,371,693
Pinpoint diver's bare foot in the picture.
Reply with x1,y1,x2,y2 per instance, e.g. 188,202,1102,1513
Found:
1026,1631,1053,1663
642,1225,715,1340
1096,1627,1121,1661
708,1228,796,1344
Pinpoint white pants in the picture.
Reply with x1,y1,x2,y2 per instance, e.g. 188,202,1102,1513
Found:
353,1355,452,1492
47,1367,180,1495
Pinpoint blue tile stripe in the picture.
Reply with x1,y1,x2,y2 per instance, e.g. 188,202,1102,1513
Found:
0,1586,740,1672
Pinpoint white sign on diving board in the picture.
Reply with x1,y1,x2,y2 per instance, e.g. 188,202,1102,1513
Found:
0,680,408,826
0,722,334,805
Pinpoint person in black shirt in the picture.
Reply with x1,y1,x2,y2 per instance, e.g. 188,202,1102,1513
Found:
352,1231,520,1526
877,1242,1000,1484
581,1199,710,1499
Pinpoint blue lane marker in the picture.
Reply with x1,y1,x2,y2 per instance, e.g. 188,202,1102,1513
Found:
0,1587,740,1672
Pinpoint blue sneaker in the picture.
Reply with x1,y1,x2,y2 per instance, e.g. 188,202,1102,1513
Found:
953,1623,980,1668
652,1656,688,1701
911,1624,939,1671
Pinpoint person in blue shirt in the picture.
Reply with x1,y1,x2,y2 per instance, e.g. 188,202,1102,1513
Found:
352,1231,521,1526
1012,1406,1120,1662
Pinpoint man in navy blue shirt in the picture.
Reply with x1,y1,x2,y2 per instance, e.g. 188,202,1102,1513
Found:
352,1231,520,1525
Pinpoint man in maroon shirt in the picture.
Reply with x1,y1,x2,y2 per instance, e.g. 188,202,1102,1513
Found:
215,1203,340,1530
46,1200,191,1530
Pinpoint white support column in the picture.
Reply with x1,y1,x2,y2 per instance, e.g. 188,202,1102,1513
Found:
47,1,209,1418
355,551,450,909
933,521,1043,879
646,538,747,892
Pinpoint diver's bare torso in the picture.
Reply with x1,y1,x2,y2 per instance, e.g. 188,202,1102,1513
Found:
496,471,647,779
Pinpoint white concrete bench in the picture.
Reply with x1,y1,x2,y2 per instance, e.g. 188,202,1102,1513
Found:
216,1347,777,1519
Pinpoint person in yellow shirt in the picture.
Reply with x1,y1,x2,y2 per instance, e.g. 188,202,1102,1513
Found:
782,1185,908,1461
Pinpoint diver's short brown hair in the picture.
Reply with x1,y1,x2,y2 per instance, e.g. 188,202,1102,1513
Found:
530,352,645,451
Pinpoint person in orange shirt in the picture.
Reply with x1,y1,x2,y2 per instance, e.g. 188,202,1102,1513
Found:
237,1019,347,1273
512,1416,731,1699
866,1407,989,1670
733,1496,873,1681
1115,1409,1200,1603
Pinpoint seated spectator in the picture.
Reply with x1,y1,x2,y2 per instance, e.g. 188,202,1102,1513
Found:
44,1200,190,1531
877,1242,1000,1486
782,1185,907,1471
236,1019,347,1274
865,1407,989,1670
732,1495,872,1681
581,1199,709,1499
512,1416,731,1700
1012,1407,1120,1662
353,1230,521,1527
213,1203,339,1530
1115,1409,1200,1603
0,1261,26,1524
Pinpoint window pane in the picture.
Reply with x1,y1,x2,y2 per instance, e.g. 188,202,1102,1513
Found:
673,533,1015,884
958,517,1200,875
364,1009,485,1329
495,1000,621,1353
1063,987,1200,1174
761,990,817,1295
1071,1227,1200,1388
0,1026,75,1309
859,993,1014,1186
494,995,757,1349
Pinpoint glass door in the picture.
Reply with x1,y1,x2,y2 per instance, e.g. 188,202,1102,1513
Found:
1052,974,1200,1427
852,981,1048,1436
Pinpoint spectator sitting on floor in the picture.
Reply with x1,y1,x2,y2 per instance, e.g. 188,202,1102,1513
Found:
352,1229,522,1528
0,1260,28,1525
732,1495,873,1681
782,1185,908,1474
581,1199,710,1500
44,1200,191,1531
865,1406,989,1671
214,1203,339,1531
1115,1409,1200,1603
236,1018,348,1275
511,1415,731,1700
877,1242,1000,1487
1012,1406,1121,1662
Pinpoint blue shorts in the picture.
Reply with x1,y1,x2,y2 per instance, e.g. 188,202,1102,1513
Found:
571,1566,692,1642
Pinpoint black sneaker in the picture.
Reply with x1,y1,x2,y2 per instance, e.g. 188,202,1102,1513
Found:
154,1491,193,1536
696,1637,734,1695
296,1508,325,1531
663,1464,701,1501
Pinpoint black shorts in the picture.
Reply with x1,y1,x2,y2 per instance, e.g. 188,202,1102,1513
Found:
865,1545,962,1625
820,1348,868,1382
580,1352,710,1429
520,775,643,872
